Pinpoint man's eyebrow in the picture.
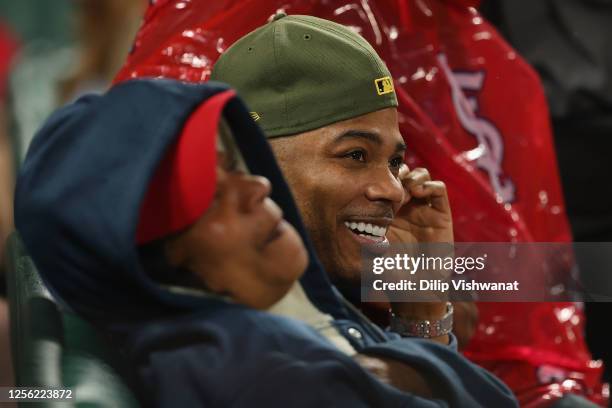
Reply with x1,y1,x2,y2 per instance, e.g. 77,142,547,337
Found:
334,130,382,145
395,140,407,154
334,130,407,153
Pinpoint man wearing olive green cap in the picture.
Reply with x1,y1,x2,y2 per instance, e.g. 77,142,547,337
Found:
211,13,456,343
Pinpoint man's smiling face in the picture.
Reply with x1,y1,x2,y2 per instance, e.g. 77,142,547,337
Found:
270,107,406,282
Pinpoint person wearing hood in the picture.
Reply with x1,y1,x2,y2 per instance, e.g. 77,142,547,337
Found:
14,78,517,406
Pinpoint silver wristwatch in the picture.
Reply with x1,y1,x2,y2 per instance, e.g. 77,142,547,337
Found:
389,302,454,338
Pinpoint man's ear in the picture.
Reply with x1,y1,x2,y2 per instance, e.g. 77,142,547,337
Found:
268,137,295,175
268,136,290,153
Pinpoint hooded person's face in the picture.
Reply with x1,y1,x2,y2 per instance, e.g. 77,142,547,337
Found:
269,107,406,282
164,130,309,310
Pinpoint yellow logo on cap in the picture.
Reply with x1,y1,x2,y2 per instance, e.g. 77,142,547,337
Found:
374,76,394,96
250,112,261,122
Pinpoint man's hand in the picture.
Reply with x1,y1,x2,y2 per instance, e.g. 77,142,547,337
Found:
386,165,455,344
387,165,453,245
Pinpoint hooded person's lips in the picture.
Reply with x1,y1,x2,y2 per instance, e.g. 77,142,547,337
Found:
259,198,288,249
263,218,288,246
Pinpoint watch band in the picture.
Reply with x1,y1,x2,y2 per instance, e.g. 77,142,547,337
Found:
389,302,453,338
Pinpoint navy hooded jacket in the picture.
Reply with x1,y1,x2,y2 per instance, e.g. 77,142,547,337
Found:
15,79,518,407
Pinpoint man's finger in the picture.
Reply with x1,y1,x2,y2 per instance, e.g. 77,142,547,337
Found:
398,163,410,179
409,180,451,213
402,167,431,191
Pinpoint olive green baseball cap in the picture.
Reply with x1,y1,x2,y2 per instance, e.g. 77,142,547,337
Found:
210,13,398,138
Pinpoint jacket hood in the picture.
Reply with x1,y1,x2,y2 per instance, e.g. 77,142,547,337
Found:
15,78,347,323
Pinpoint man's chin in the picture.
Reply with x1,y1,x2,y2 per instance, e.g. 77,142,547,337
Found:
330,234,367,282
327,255,363,284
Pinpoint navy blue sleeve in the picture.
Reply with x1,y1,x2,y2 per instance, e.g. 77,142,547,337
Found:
140,345,448,408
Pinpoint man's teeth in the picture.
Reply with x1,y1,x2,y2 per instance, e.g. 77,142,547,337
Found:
344,221,387,237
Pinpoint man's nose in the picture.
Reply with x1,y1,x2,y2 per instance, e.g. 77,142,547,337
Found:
241,174,272,212
364,168,404,206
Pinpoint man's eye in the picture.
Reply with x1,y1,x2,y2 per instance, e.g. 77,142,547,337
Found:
345,150,366,162
389,156,403,168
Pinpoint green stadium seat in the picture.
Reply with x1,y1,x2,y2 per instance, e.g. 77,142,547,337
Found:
5,232,139,407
